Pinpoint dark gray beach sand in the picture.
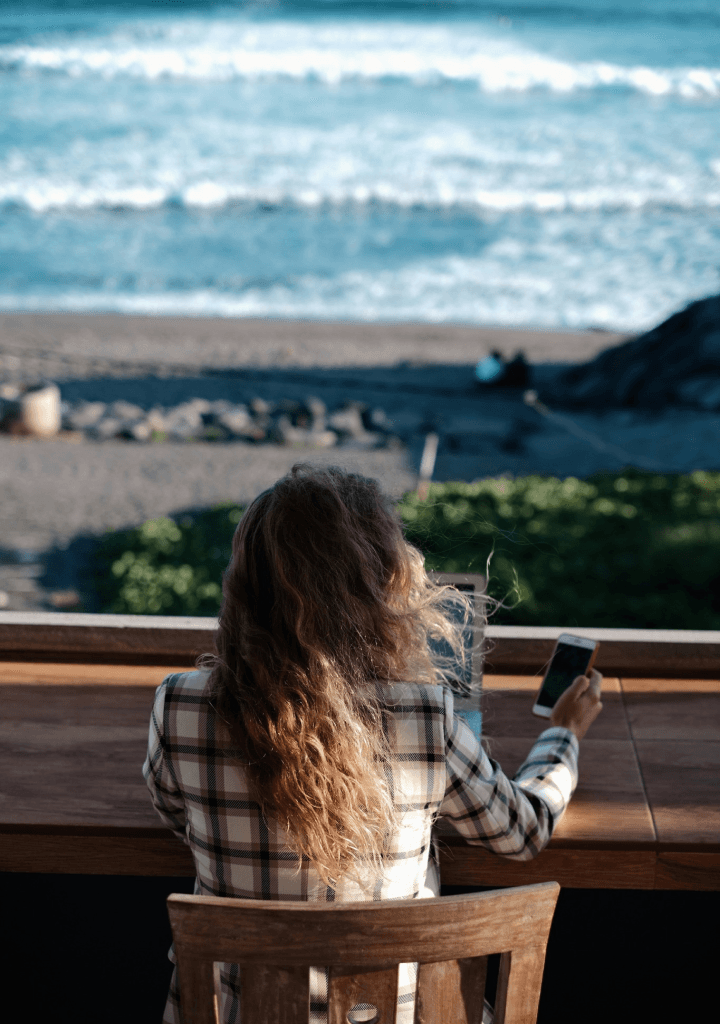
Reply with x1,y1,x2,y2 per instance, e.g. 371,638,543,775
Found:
2,312,719,609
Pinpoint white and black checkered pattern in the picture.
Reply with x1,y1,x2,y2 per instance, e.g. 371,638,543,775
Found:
144,670,578,1023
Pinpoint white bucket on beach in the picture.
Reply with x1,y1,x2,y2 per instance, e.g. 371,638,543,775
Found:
19,383,61,437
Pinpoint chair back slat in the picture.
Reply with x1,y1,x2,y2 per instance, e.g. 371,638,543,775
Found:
174,954,218,1024
328,965,400,1024
495,947,548,1024
415,957,487,1024
240,965,310,1024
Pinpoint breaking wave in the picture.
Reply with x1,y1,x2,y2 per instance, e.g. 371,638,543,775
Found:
2,18,719,98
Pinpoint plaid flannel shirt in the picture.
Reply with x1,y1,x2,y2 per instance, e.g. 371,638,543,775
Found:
144,670,578,1024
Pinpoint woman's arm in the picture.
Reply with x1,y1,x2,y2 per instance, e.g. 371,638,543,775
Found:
436,686,584,861
142,676,188,843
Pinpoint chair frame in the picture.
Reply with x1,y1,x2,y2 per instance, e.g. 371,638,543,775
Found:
167,881,560,1024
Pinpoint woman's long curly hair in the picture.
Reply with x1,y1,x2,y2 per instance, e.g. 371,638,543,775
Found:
202,464,473,889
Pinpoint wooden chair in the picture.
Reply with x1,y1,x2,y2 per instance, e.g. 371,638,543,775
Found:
167,881,560,1024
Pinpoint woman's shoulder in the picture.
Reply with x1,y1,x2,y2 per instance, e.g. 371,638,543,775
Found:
161,668,210,690
157,668,212,710
379,680,449,714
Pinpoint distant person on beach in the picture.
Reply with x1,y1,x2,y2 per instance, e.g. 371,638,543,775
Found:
475,349,530,389
144,464,602,1024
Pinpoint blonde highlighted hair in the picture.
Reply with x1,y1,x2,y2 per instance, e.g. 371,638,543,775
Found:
202,464,472,888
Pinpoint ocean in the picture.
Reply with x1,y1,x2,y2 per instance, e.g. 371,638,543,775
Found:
1,0,719,332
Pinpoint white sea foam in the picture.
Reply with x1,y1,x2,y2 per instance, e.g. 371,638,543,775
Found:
2,176,718,215
2,17,719,98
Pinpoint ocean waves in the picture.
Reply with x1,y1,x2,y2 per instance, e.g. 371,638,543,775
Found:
2,18,719,98
3,180,720,216
2,4,719,334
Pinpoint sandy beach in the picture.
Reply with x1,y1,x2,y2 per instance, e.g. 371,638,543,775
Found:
3,311,720,611
0,312,626,380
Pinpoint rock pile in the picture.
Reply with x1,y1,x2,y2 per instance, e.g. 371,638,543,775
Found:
56,395,402,449
545,294,720,410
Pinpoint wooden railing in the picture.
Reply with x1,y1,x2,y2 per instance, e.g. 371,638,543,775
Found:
1,609,720,677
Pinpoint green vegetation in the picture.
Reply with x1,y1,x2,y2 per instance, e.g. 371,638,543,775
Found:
401,470,720,628
92,504,244,616
92,470,720,628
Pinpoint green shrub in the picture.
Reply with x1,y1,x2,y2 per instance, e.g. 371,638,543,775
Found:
92,503,244,615
400,469,720,628
91,470,720,628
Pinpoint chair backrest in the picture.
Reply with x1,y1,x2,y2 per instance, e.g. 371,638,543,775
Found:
167,881,560,1024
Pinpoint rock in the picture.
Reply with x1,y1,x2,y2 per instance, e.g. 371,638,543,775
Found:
107,399,145,422
308,429,338,448
164,402,204,440
327,402,367,438
272,414,337,448
128,420,154,442
89,417,124,440
250,397,272,417
65,401,107,431
546,294,720,409
306,396,327,431
19,382,62,437
217,406,252,433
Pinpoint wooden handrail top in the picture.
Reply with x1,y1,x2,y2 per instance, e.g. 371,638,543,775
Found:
1,611,720,675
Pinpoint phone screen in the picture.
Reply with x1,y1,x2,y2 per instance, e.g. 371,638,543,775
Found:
536,642,594,709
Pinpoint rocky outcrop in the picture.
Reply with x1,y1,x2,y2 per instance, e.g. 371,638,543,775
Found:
545,295,720,410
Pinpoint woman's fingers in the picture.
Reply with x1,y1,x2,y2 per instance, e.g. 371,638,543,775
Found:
569,674,590,695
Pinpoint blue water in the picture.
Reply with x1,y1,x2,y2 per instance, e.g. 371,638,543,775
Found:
1,1,719,331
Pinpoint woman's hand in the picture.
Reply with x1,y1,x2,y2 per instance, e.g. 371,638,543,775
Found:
550,668,603,740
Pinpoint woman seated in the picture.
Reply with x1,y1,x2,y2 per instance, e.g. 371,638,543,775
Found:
144,463,602,1024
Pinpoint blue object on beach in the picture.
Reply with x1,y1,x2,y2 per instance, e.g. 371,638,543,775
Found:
475,355,505,383
456,708,482,742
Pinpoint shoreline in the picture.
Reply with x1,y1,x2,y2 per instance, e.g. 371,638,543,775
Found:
0,312,629,381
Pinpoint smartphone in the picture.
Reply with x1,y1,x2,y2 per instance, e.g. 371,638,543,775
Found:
532,634,599,718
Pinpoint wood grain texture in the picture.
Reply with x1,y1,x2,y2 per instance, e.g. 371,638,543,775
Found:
654,852,720,890
619,678,720,741
632,740,720,845
328,967,399,1024
0,661,184,685
415,958,487,1024
494,946,547,1024
241,966,310,1024
0,683,161,827
166,886,560,967
437,842,657,890
0,829,194,874
175,954,218,1024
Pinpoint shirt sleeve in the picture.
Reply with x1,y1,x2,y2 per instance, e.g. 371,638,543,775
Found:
437,687,579,860
142,676,188,844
